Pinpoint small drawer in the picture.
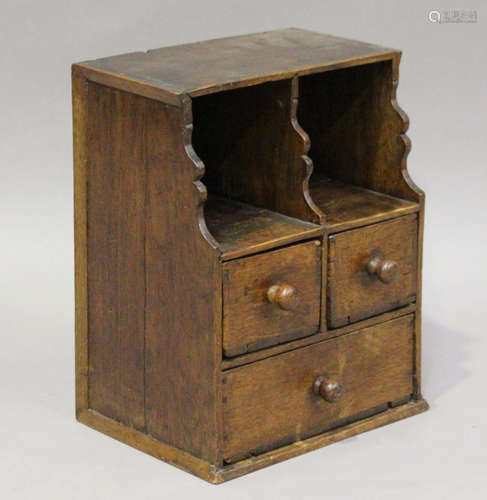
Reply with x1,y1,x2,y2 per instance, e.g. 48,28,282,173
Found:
222,240,321,357
328,214,418,328
222,315,414,462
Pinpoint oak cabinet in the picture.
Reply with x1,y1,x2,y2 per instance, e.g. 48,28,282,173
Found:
73,28,427,483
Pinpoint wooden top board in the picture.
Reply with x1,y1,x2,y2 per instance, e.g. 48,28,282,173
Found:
74,28,397,106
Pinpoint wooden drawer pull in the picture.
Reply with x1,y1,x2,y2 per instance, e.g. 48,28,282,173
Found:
313,375,345,403
366,254,400,284
267,284,299,311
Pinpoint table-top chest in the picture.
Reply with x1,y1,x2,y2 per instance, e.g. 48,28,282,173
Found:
72,28,427,483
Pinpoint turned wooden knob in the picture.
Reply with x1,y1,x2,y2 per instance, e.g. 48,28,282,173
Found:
267,284,299,311
366,255,400,284
313,375,344,403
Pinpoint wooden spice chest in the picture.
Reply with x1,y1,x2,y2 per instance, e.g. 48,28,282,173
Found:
72,28,428,483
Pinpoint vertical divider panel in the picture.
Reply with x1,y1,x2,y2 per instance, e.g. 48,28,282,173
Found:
290,76,325,225
292,75,327,331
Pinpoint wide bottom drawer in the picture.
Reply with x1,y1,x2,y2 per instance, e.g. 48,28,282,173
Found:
222,314,414,462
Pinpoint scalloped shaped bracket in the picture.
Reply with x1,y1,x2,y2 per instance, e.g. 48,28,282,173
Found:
181,94,221,253
391,53,425,204
290,76,326,225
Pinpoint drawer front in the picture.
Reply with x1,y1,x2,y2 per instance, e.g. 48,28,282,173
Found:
328,215,418,328
223,240,321,357
222,315,414,461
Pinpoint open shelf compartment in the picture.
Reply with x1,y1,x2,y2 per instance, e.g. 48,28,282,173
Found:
205,197,321,261
309,176,418,233
299,60,421,233
191,59,421,259
191,78,322,260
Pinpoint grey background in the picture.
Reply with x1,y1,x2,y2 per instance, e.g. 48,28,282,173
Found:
1,1,486,498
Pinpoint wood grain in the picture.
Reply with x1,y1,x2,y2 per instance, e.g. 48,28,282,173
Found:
77,409,220,483
218,399,428,482
223,315,414,461
205,196,322,261
75,28,396,103
328,215,418,328
221,303,416,370
290,76,325,224
223,241,321,356
72,66,89,414
73,29,427,481
77,82,222,462
144,95,222,463
77,399,428,484
300,60,421,203
391,53,426,400
414,207,425,399
390,52,425,206
86,82,146,430
192,78,321,223
310,177,419,233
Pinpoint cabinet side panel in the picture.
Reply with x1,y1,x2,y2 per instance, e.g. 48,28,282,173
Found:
73,67,89,413
82,82,221,461
414,206,425,398
144,99,222,463
86,82,146,430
